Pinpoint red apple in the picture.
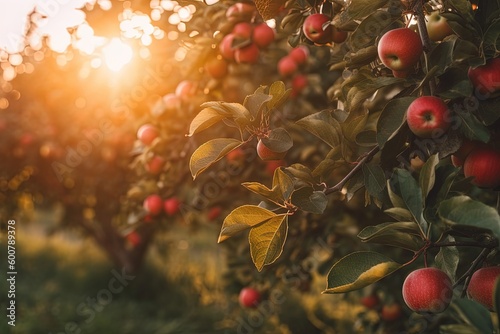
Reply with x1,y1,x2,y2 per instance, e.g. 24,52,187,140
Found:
402,268,453,313
239,287,261,308
361,294,380,309
253,23,275,48
220,34,236,60
451,139,478,167
468,58,500,98
234,43,260,64
467,266,500,311
381,303,403,321
137,124,159,146
126,231,141,247
302,13,332,44
146,155,165,175
143,194,163,216
331,26,348,44
406,96,450,138
175,80,198,101
257,139,287,161
226,147,245,162
292,74,308,96
426,11,454,42
463,146,500,188
164,197,181,216
205,57,228,79
226,2,256,22
207,206,222,221
289,46,309,65
161,93,182,113
377,28,423,72
232,22,253,39
277,56,298,77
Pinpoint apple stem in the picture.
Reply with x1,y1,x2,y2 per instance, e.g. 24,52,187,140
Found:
324,145,380,195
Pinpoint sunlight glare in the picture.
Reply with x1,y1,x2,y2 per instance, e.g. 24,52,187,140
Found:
102,38,133,72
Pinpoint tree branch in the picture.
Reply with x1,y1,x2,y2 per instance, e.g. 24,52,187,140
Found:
324,145,380,195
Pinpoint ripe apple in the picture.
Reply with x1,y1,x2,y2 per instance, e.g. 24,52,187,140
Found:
146,155,165,175
291,74,308,97
126,231,141,247
175,80,198,101
265,159,286,176
331,26,348,44
257,139,287,161
232,22,253,39
467,266,500,310
381,303,403,321
361,294,380,309
463,146,500,188
253,23,275,48
161,93,182,113
277,56,298,77
220,34,236,60
426,11,454,42
289,46,309,65
143,194,163,216
234,43,260,64
207,206,222,221
239,287,261,308
226,147,245,162
205,57,228,79
406,96,450,138
402,268,453,313
164,197,181,216
137,124,159,146
377,28,423,73
302,13,333,44
468,58,500,98
226,2,256,22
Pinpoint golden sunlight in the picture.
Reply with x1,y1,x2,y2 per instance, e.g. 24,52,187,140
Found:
102,38,133,72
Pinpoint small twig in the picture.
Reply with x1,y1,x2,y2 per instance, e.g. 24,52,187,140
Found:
324,145,380,195
413,0,437,96
452,248,490,295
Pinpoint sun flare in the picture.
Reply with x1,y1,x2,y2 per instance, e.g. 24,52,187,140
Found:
102,38,133,72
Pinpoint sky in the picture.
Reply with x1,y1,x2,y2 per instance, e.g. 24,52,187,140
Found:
0,0,93,53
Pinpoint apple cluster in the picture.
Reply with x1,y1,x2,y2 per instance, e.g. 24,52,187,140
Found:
143,194,181,217
219,3,275,65
277,46,309,97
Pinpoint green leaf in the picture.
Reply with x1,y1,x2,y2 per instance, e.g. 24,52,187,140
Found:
249,214,288,271
291,187,328,214
285,164,316,185
344,170,365,202
419,154,439,199
376,97,416,149
187,107,225,136
323,251,402,294
273,167,295,201
477,97,500,126
386,179,406,208
393,169,427,234
356,130,377,147
242,182,284,206
343,0,389,20
261,128,293,153
267,81,291,111
450,298,494,334
343,112,369,143
439,325,482,334
438,196,500,242
384,207,414,222
243,87,272,120
362,163,386,198
350,10,394,51
345,77,401,115
358,222,424,251
218,205,277,243
455,106,491,143
190,138,242,179
435,235,459,282
296,110,342,149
